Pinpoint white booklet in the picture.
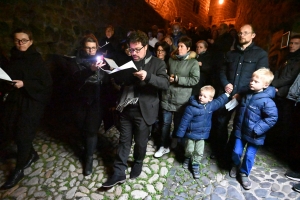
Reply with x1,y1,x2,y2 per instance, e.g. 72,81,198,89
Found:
225,98,239,111
0,67,12,82
102,58,137,74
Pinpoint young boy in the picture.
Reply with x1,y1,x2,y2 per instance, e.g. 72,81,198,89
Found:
229,68,278,190
176,85,230,179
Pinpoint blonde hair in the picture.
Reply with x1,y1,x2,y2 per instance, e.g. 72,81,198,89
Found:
252,68,274,85
200,85,215,98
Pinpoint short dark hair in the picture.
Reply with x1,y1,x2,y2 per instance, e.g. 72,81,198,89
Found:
128,30,148,47
12,27,33,40
178,36,192,48
154,41,170,53
290,35,300,40
80,33,99,48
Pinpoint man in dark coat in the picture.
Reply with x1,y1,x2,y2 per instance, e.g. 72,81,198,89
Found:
211,24,269,163
102,30,169,187
271,35,300,151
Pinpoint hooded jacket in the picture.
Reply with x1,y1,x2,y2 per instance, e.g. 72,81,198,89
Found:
234,86,278,145
161,51,200,112
176,93,229,140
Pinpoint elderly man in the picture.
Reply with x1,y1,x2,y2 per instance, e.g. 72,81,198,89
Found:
211,24,269,164
102,30,169,187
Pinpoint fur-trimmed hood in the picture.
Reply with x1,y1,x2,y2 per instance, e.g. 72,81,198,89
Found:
170,50,197,60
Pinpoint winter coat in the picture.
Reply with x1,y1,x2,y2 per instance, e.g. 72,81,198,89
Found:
286,72,300,105
3,45,52,104
1,45,52,136
192,51,212,95
272,49,300,97
72,50,110,105
234,86,278,145
176,93,229,140
220,42,268,96
161,51,200,112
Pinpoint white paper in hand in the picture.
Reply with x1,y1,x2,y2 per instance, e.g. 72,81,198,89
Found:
0,67,12,82
225,98,239,111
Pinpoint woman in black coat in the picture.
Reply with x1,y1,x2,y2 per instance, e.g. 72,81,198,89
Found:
0,28,52,190
72,34,109,176
192,40,212,95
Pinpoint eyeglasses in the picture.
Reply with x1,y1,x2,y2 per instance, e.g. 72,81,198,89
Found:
14,39,30,44
128,46,145,53
156,50,165,53
238,32,253,36
85,47,97,51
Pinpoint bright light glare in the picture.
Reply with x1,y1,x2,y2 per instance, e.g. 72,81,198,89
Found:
219,0,224,4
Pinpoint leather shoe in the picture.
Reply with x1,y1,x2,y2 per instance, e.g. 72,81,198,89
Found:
84,156,93,176
102,174,126,187
23,150,39,169
0,169,24,190
130,162,143,179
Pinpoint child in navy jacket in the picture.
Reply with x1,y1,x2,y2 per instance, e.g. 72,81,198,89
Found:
177,85,230,179
229,68,278,190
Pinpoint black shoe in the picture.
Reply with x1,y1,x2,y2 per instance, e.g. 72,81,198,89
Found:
102,174,126,187
210,153,216,159
285,170,300,181
293,183,300,193
130,162,143,179
23,150,39,169
84,156,93,176
0,169,24,190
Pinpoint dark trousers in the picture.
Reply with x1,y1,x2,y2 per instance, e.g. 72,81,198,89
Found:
113,106,150,175
3,99,44,169
211,106,235,160
76,99,104,156
160,110,183,148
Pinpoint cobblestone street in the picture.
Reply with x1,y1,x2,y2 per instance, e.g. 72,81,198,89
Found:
1,121,300,199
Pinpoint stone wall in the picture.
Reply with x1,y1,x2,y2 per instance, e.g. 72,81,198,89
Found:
0,0,167,57
208,0,237,26
235,0,300,50
145,0,211,28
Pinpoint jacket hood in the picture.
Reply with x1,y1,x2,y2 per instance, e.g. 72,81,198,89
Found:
189,95,203,108
171,50,197,60
253,86,276,99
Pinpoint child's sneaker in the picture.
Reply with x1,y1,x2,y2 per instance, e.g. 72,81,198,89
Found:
192,164,200,179
183,157,190,169
229,165,238,178
239,173,252,190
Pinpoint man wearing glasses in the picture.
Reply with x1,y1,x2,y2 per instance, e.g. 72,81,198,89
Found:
211,24,268,167
102,30,169,187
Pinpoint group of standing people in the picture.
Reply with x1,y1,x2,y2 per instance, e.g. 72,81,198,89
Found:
1,22,300,194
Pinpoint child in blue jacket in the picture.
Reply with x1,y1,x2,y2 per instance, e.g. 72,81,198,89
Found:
229,68,278,190
177,85,230,179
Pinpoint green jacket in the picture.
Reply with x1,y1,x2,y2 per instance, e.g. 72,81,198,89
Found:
161,51,200,112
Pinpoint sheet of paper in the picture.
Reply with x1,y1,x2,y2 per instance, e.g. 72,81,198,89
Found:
225,98,239,111
104,58,118,69
101,60,137,74
149,37,158,48
0,67,12,82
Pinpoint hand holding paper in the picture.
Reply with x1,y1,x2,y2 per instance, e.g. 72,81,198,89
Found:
225,98,239,111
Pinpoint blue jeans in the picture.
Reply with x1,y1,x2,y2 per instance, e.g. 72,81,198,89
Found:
160,110,183,148
232,138,259,176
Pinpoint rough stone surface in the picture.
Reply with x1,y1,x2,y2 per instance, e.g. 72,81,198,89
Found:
0,124,299,199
